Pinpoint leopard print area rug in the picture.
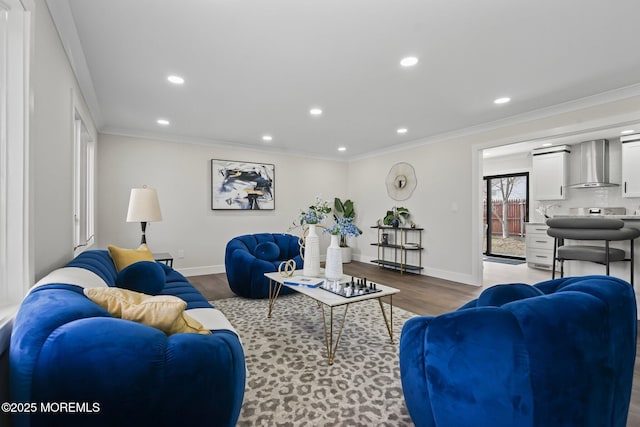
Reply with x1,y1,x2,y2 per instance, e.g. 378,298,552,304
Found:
211,294,419,426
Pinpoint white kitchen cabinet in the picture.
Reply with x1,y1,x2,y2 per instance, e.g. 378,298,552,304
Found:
532,145,570,200
621,134,640,198
525,223,555,270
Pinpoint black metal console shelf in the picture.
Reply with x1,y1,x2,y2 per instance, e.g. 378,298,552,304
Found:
370,226,423,274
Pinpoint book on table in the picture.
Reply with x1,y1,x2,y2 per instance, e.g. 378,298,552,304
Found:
283,277,324,288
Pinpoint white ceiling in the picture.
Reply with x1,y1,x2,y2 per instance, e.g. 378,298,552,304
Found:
48,0,640,159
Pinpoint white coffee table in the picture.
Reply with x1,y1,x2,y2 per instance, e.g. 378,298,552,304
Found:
264,270,400,365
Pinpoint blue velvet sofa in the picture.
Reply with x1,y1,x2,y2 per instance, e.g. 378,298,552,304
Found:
399,275,637,427
225,233,304,298
10,249,246,427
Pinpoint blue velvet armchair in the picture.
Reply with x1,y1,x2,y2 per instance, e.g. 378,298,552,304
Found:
399,275,637,427
225,233,304,298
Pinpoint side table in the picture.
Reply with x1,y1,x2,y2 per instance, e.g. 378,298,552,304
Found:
153,252,173,267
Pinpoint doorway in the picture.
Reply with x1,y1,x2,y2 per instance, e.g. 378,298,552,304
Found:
483,173,529,259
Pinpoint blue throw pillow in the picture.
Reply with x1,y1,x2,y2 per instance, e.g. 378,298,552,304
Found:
254,242,280,261
476,283,544,307
115,261,165,294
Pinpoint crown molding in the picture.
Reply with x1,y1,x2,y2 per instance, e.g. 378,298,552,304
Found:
46,0,103,127
100,127,348,163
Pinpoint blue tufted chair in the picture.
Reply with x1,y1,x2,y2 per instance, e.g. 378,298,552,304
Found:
399,275,637,427
225,233,304,298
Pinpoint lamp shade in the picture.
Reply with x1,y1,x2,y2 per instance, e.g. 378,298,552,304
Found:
126,187,162,222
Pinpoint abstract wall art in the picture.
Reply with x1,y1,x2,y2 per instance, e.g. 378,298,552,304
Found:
211,159,275,210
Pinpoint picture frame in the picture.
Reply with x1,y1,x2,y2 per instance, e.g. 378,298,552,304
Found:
211,159,275,210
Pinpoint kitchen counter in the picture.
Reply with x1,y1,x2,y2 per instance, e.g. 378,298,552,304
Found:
551,215,640,220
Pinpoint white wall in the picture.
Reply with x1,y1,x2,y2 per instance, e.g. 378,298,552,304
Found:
483,152,531,177
31,0,97,280
97,134,348,274
348,140,476,284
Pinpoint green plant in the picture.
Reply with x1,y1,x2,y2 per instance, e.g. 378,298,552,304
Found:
333,198,362,246
383,206,410,227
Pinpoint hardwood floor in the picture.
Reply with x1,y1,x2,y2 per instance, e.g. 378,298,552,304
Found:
188,261,639,426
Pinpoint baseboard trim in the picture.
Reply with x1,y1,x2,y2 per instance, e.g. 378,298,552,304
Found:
424,267,478,286
176,256,328,278
353,254,479,286
176,258,480,287
177,265,225,277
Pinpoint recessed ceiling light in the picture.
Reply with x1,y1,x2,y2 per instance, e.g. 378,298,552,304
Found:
167,75,184,85
156,119,170,126
262,135,273,142
309,108,323,116
337,146,347,152
397,128,408,134
621,129,635,135
494,97,511,105
400,56,418,67
542,143,553,147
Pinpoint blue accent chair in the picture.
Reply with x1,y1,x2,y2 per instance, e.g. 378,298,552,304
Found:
225,233,304,298
10,250,246,427
399,276,637,427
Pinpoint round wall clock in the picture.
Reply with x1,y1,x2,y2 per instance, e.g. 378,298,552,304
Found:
385,162,417,201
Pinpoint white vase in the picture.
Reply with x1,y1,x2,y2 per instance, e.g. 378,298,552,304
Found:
325,234,343,280
340,246,352,263
302,224,321,277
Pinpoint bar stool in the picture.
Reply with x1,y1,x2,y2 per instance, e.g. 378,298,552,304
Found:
546,217,640,285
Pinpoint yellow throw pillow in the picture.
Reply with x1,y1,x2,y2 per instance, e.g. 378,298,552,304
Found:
108,244,155,272
84,287,211,336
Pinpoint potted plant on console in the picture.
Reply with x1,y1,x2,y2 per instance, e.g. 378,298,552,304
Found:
333,198,362,263
383,206,410,228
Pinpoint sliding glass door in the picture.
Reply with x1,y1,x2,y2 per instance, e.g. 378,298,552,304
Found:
483,173,529,258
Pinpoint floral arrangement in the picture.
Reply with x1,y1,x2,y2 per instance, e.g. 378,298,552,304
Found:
296,196,331,226
325,217,361,239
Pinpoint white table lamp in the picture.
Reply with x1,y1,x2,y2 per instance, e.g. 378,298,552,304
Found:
126,187,162,244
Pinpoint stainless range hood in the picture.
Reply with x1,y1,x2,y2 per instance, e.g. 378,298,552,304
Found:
568,139,618,188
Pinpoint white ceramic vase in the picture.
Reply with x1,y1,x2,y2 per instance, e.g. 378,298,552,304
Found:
302,224,321,277
340,246,352,263
325,234,343,280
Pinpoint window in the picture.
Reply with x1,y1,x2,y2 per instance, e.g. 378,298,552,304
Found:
0,0,31,308
73,106,95,255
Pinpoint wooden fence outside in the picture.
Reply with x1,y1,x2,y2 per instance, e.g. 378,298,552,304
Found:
483,199,527,237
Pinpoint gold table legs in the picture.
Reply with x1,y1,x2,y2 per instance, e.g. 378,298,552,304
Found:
378,294,394,344
267,278,283,318
319,296,395,365
267,282,396,365
320,304,349,365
